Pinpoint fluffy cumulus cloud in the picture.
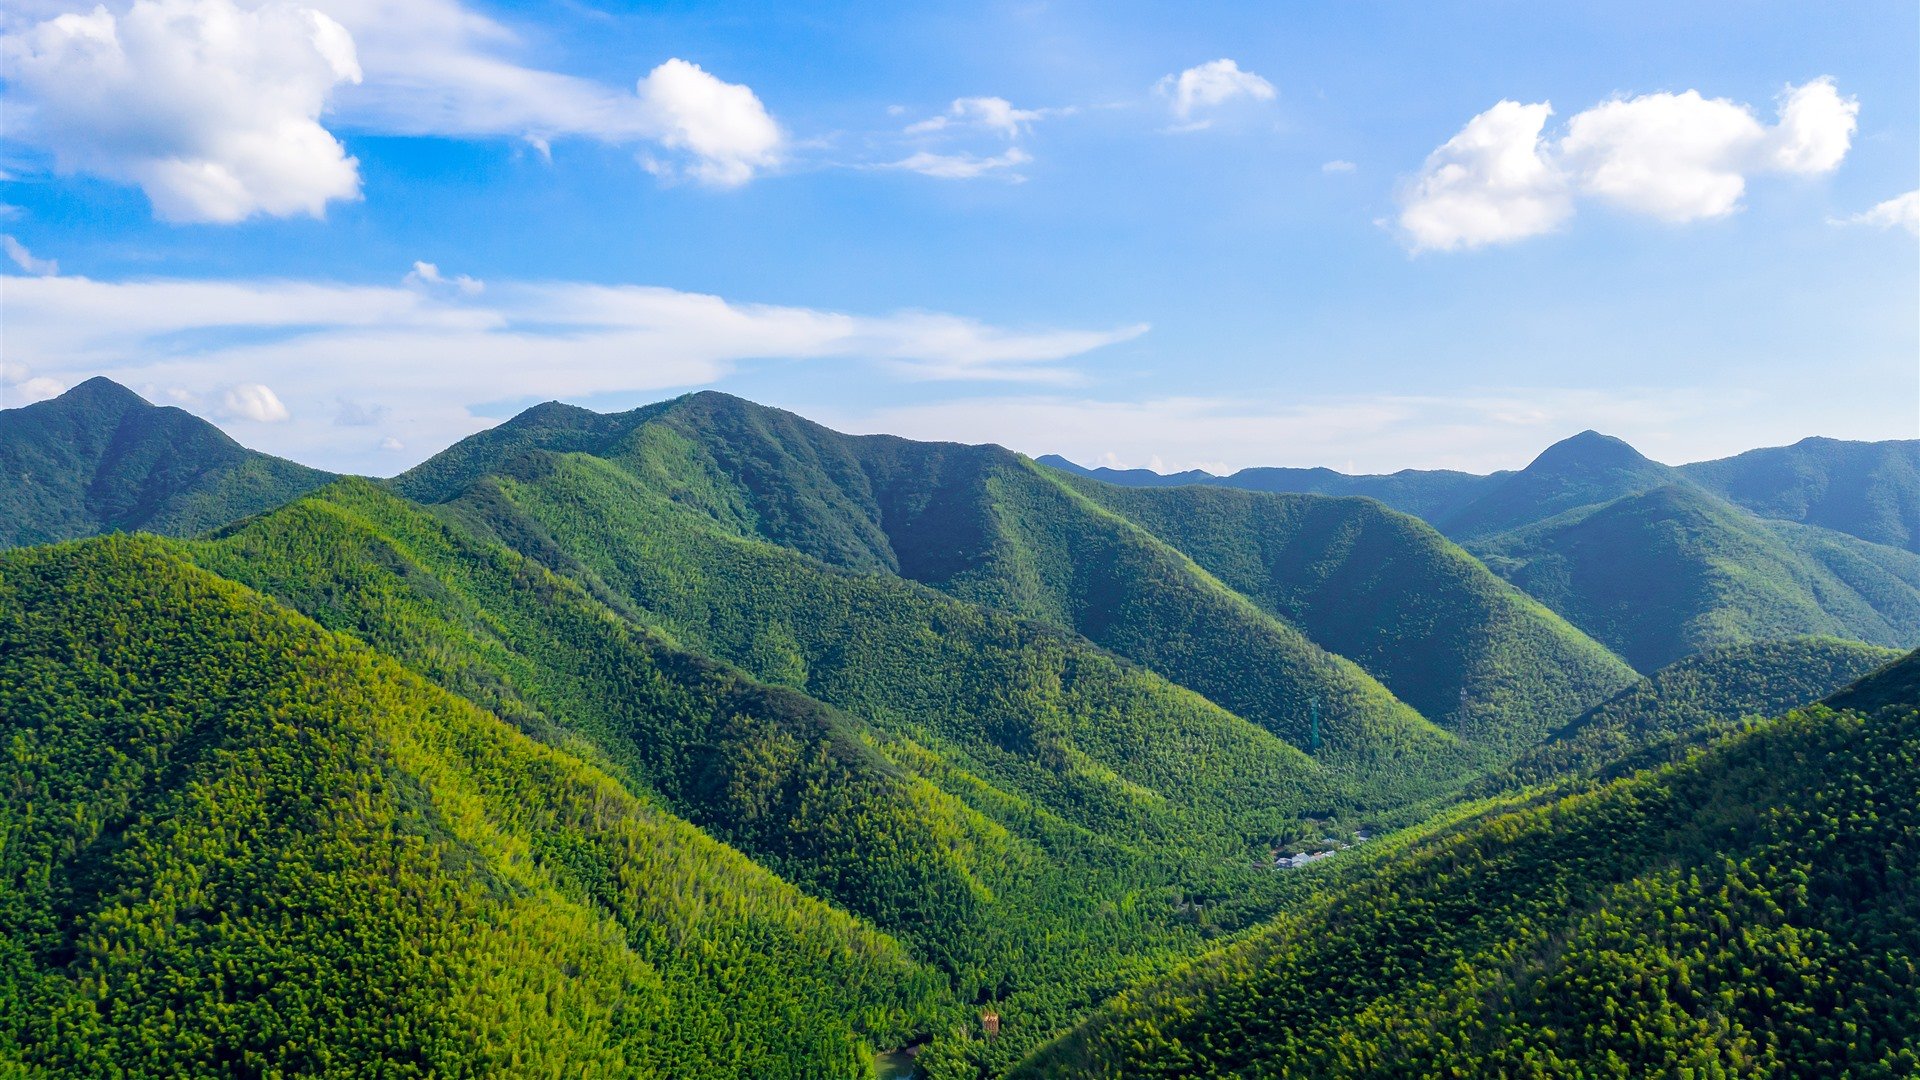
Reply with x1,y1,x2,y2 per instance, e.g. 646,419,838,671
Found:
1839,189,1920,237
0,269,1146,471
633,58,782,186
309,0,783,185
1155,59,1276,128
0,0,788,213
1399,78,1859,251
3,0,364,223
1398,101,1572,252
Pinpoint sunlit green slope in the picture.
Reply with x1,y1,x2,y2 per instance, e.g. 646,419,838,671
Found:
1018,654,1920,1079
0,536,942,1078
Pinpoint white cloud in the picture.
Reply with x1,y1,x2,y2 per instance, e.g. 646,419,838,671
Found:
1321,160,1356,174
404,259,484,294
378,435,404,451
1766,77,1858,173
312,1,783,185
632,58,782,186
2,235,57,275
906,96,1047,138
889,148,1032,180
0,271,1145,470
1398,101,1571,252
1838,189,1920,237
1,0,790,207
1400,78,1859,251
1155,59,1276,127
221,382,291,422
3,0,363,223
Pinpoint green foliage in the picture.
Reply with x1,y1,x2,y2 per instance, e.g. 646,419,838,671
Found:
0,378,331,547
1487,636,1902,789
1019,699,1920,1079
401,391,1493,801
1058,478,1638,751
1682,436,1920,553
0,536,944,1077
1470,485,1920,671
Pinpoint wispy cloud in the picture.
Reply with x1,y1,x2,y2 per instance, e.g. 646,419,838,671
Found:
888,147,1033,180
805,385,1761,477
1,269,1147,470
1834,189,1920,237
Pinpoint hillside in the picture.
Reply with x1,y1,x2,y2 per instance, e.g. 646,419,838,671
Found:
179,477,1347,1073
396,393,1480,794
1684,437,1920,553
1469,484,1920,671
399,392,1631,772
1491,636,1902,788
0,378,332,547
0,536,943,1078
1054,478,1638,752
1018,657,1920,1079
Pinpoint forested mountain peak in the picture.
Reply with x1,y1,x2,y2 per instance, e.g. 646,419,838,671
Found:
0,377,333,547
1438,428,1679,539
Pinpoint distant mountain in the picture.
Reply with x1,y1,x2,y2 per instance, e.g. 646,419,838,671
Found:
1047,431,1920,672
1682,436,1920,553
0,377,332,546
1035,453,1502,522
1020,651,1920,1079
1433,430,1681,540
1052,478,1636,753
0,536,942,1077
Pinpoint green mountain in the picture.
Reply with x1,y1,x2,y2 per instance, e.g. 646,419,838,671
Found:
395,392,1477,797
1682,436,1920,553
1045,433,1920,674
0,377,333,547
1018,653,1920,1079
1050,478,1637,752
1470,483,1920,671
0,536,943,1078
1490,636,1902,788
178,476,1339,1070
1434,430,1681,540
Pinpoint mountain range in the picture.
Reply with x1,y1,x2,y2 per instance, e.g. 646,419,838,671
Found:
3,379,1917,1078
1046,431,1920,671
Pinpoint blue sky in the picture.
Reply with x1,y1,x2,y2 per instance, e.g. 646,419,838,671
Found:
1,0,1914,475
